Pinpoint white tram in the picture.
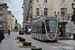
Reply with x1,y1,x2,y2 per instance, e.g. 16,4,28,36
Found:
31,17,59,41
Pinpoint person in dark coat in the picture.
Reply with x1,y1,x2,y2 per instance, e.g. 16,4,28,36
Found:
25,27,28,35
59,27,62,37
0,30,4,43
8,29,11,36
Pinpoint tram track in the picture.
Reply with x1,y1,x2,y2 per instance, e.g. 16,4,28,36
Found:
44,41,75,50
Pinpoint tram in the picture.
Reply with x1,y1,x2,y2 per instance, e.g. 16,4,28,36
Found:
31,17,59,41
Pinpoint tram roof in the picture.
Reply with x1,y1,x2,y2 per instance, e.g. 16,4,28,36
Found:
32,17,57,23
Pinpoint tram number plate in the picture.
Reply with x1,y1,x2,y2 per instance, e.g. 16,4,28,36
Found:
50,36,54,39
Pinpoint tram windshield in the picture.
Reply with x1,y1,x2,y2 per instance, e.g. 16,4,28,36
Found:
46,20,57,32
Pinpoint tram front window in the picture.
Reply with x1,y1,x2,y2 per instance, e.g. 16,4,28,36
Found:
46,20,57,33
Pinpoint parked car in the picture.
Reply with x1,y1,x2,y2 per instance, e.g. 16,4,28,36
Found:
19,31,24,35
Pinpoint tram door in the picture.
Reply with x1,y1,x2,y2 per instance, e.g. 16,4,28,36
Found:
42,22,46,34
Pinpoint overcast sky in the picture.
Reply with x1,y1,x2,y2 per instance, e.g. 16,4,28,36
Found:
4,0,23,26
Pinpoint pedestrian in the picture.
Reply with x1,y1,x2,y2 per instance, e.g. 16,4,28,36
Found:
8,29,11,36
25,27,28,35
0,30,4,43
59,27,62,37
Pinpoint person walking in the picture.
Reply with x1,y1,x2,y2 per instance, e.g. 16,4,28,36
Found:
25,27,28,35
8,29,11,36
0,30,4,43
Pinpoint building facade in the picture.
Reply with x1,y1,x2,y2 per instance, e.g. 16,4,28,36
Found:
11,15,16,31
7,11,12,31
29,0,74,24
0,3,8,33
22,0,31,32
17,23,21,31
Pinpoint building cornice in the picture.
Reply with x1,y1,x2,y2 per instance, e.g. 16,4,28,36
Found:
3,3,8,8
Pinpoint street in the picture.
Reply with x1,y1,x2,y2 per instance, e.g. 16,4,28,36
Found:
0,32,75,50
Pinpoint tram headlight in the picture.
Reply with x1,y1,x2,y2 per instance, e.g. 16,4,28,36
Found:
48,33,50,35
53,33,55,36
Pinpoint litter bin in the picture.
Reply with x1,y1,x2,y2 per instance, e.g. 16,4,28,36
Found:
73,34,75,40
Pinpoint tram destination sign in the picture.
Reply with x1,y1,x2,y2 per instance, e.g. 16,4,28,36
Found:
46,20,56,22
45,17,57,20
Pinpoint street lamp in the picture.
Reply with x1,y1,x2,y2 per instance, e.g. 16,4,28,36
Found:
62,12,65,21
54,11,59,17
72,3,75,14
72,2,75,24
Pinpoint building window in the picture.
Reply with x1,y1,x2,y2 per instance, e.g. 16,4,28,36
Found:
61,8,67,17
36,8,39,16
44,8,48,16
61,0,65,3
37,0,39,3
44,0,47,3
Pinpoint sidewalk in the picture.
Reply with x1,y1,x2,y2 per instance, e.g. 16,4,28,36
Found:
0,32,30,50
0,32,63,50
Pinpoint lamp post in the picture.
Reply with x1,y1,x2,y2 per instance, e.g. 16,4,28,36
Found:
72,2,75,40
54,12,59,17
62,12,65,21
72,3,75,14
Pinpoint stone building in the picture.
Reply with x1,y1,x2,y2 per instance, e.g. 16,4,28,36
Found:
17,23,21,31
11,15,17,31
22,0,31,32
29,0,74,24
0,3,8,33
7,11,12,31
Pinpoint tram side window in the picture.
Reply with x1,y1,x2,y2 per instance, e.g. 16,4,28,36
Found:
42,22,46,34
